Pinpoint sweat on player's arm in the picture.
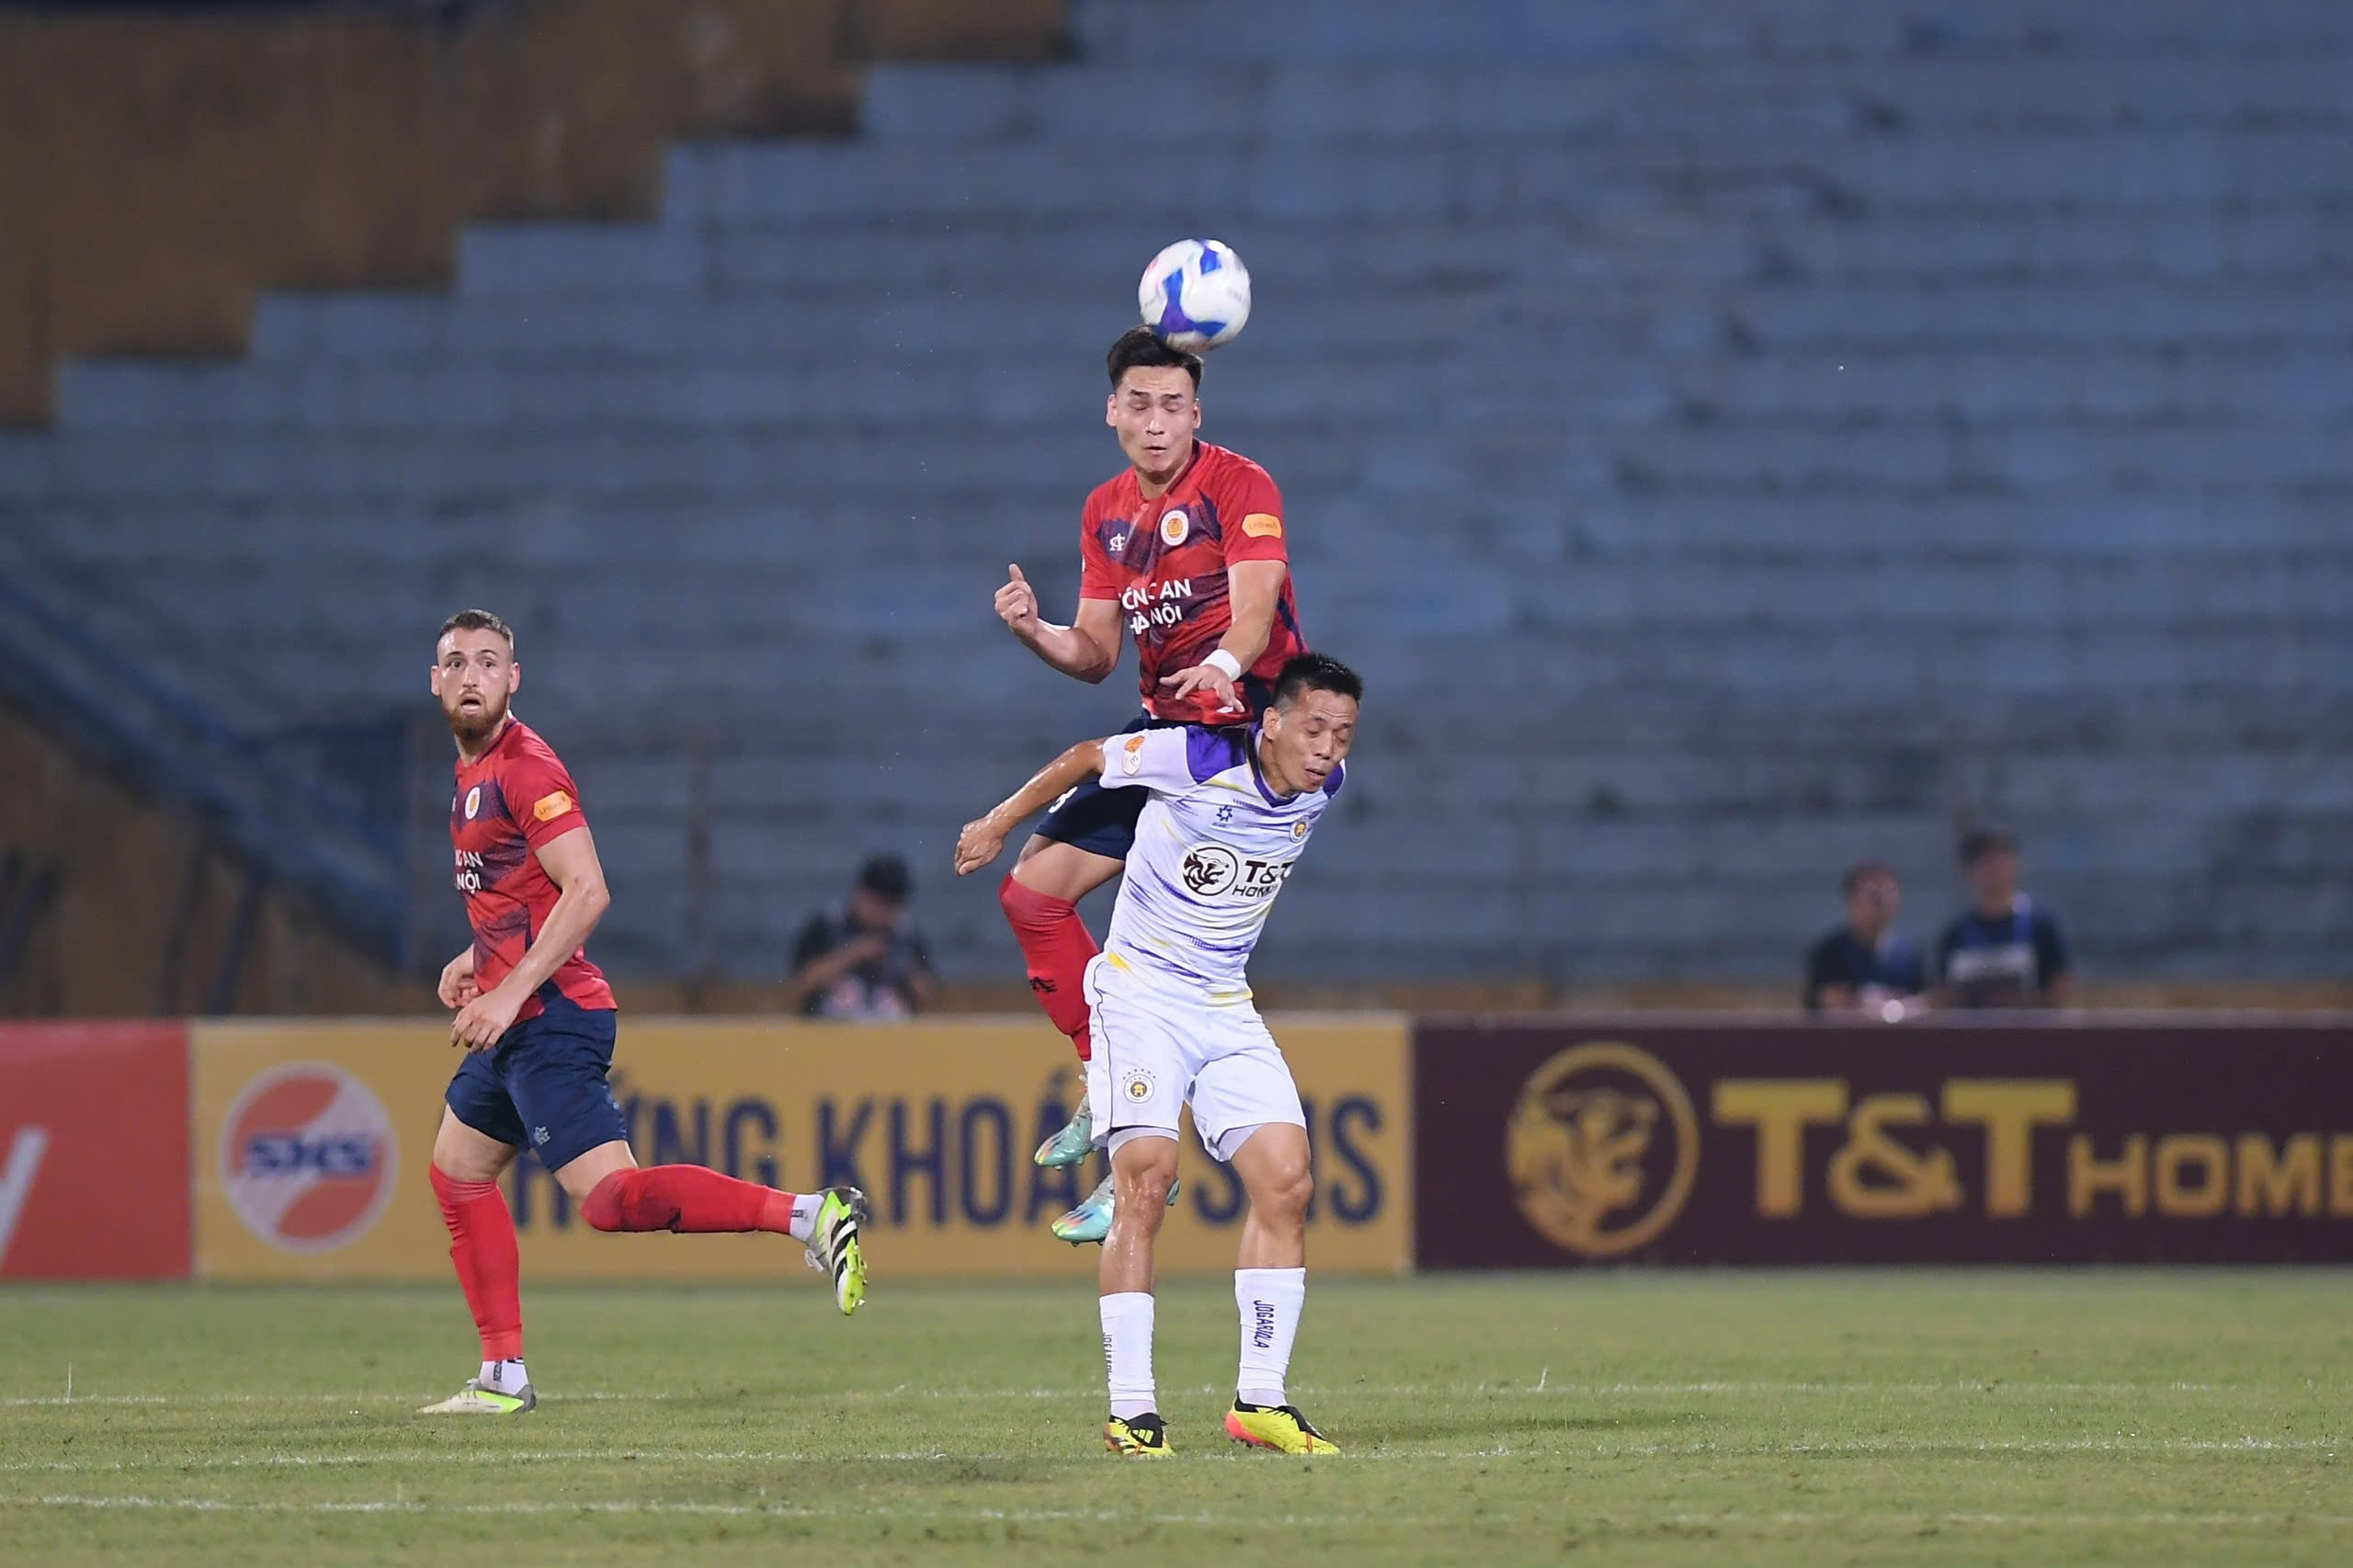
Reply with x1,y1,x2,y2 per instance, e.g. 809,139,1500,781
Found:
954,738,1114,876
449,823,610,1052
995,562,1123,684
1157,556,1286,714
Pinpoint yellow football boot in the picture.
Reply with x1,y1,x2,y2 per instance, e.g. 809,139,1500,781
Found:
1224,1402,1340,1455
1103,1412,1172,1456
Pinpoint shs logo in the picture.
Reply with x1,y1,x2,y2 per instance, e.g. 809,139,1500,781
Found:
1506,1043,1699,1259
219,1063,398,1254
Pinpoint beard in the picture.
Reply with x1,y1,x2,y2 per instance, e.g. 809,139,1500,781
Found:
444,688,510,745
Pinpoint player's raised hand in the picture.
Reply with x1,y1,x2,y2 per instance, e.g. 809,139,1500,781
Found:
954,816,1008,877
1160,662,1245,714
995,563,1041,639
450,984,524,1053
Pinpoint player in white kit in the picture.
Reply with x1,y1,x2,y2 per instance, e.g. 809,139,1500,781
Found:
955,653,1360,1457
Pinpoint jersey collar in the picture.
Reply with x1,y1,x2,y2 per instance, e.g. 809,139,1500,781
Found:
1131,440,1206,506
454,714,522,776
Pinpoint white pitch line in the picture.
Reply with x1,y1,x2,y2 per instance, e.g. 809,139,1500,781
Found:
1590,1436,2343,1459
1,1434,2336,1478
3,1495,1449,1528
8,1495,2350,1531
0,1393,701,1408
0,1449,982,1475
0,1379,2245,1409
1666,1510,2353,1530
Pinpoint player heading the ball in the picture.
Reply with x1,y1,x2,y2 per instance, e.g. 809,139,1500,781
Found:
993,323,1311,1246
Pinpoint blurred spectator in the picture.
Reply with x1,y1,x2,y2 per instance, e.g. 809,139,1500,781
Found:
1804,861,1928,1019
789,855,938,1020
1936,828,2072,1009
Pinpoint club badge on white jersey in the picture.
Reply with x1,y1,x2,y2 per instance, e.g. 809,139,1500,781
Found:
1097,726,1344,993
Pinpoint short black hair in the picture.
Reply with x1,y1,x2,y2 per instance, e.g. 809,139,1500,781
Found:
438,608,514,651
857,854,912,904
1271,653,1363,709
1959,826,2019,865
1108,325,1203,391
1841,860,1897,895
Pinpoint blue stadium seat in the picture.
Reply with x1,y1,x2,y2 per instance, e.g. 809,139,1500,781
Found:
6,0,2349,981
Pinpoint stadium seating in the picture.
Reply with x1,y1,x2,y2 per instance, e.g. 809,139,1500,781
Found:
2,0,2347,985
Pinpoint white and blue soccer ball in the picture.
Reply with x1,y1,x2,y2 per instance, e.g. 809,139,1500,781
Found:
1138,238,1252,352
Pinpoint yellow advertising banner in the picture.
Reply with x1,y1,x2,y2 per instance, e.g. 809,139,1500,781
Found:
189,1015,1412,1282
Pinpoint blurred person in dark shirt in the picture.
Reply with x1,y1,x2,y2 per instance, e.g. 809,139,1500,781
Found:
790,855,938,1020
1936,828,2072,1009
1804,860,1928,1019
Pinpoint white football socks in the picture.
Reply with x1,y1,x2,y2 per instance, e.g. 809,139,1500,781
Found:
480,1357,529,1393
787,1191,822,1245
1234,1267,1305,1407
1100,1291,1157,1420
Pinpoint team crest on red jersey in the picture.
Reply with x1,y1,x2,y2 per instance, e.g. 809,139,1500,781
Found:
449,720,616,1019
1078,441,1306,725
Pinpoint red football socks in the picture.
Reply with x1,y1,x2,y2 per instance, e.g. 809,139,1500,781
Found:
430,1165,523,1362
999,873,1098,1062
580,1165,796,1235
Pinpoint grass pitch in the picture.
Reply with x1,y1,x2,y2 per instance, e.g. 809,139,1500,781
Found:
2,1271,2346,1565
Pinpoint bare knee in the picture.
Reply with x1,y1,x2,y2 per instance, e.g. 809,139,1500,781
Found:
1120,1165,1177,1214
432,1111,514,1185
554,1141,638,1210
1113,1144,1180,1220
1255,1158,1313,1226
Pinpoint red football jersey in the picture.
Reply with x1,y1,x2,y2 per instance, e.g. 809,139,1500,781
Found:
449,719,614,1019
1080,440,1308,723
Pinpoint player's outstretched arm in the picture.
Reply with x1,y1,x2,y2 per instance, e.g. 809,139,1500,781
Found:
995,564,1121,684
450,826,613,1051
953,739,1109,876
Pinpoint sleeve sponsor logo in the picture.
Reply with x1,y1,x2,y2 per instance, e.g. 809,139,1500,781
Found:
533,791,575,824
1122,734,1149,776
1243,512,1284,539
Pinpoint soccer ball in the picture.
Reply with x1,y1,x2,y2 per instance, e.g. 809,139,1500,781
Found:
1138,238,1252,352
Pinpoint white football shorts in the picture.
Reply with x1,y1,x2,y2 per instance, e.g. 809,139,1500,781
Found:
1083,951,1305,1162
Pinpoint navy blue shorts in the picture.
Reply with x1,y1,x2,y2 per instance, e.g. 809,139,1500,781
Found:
445,991,627,1173
1034,713,1191,860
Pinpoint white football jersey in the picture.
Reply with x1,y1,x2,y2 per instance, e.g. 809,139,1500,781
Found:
1097,725,1344,994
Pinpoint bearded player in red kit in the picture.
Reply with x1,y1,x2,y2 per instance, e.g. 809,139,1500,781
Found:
992,327,1308,1244
417,609,870,1415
